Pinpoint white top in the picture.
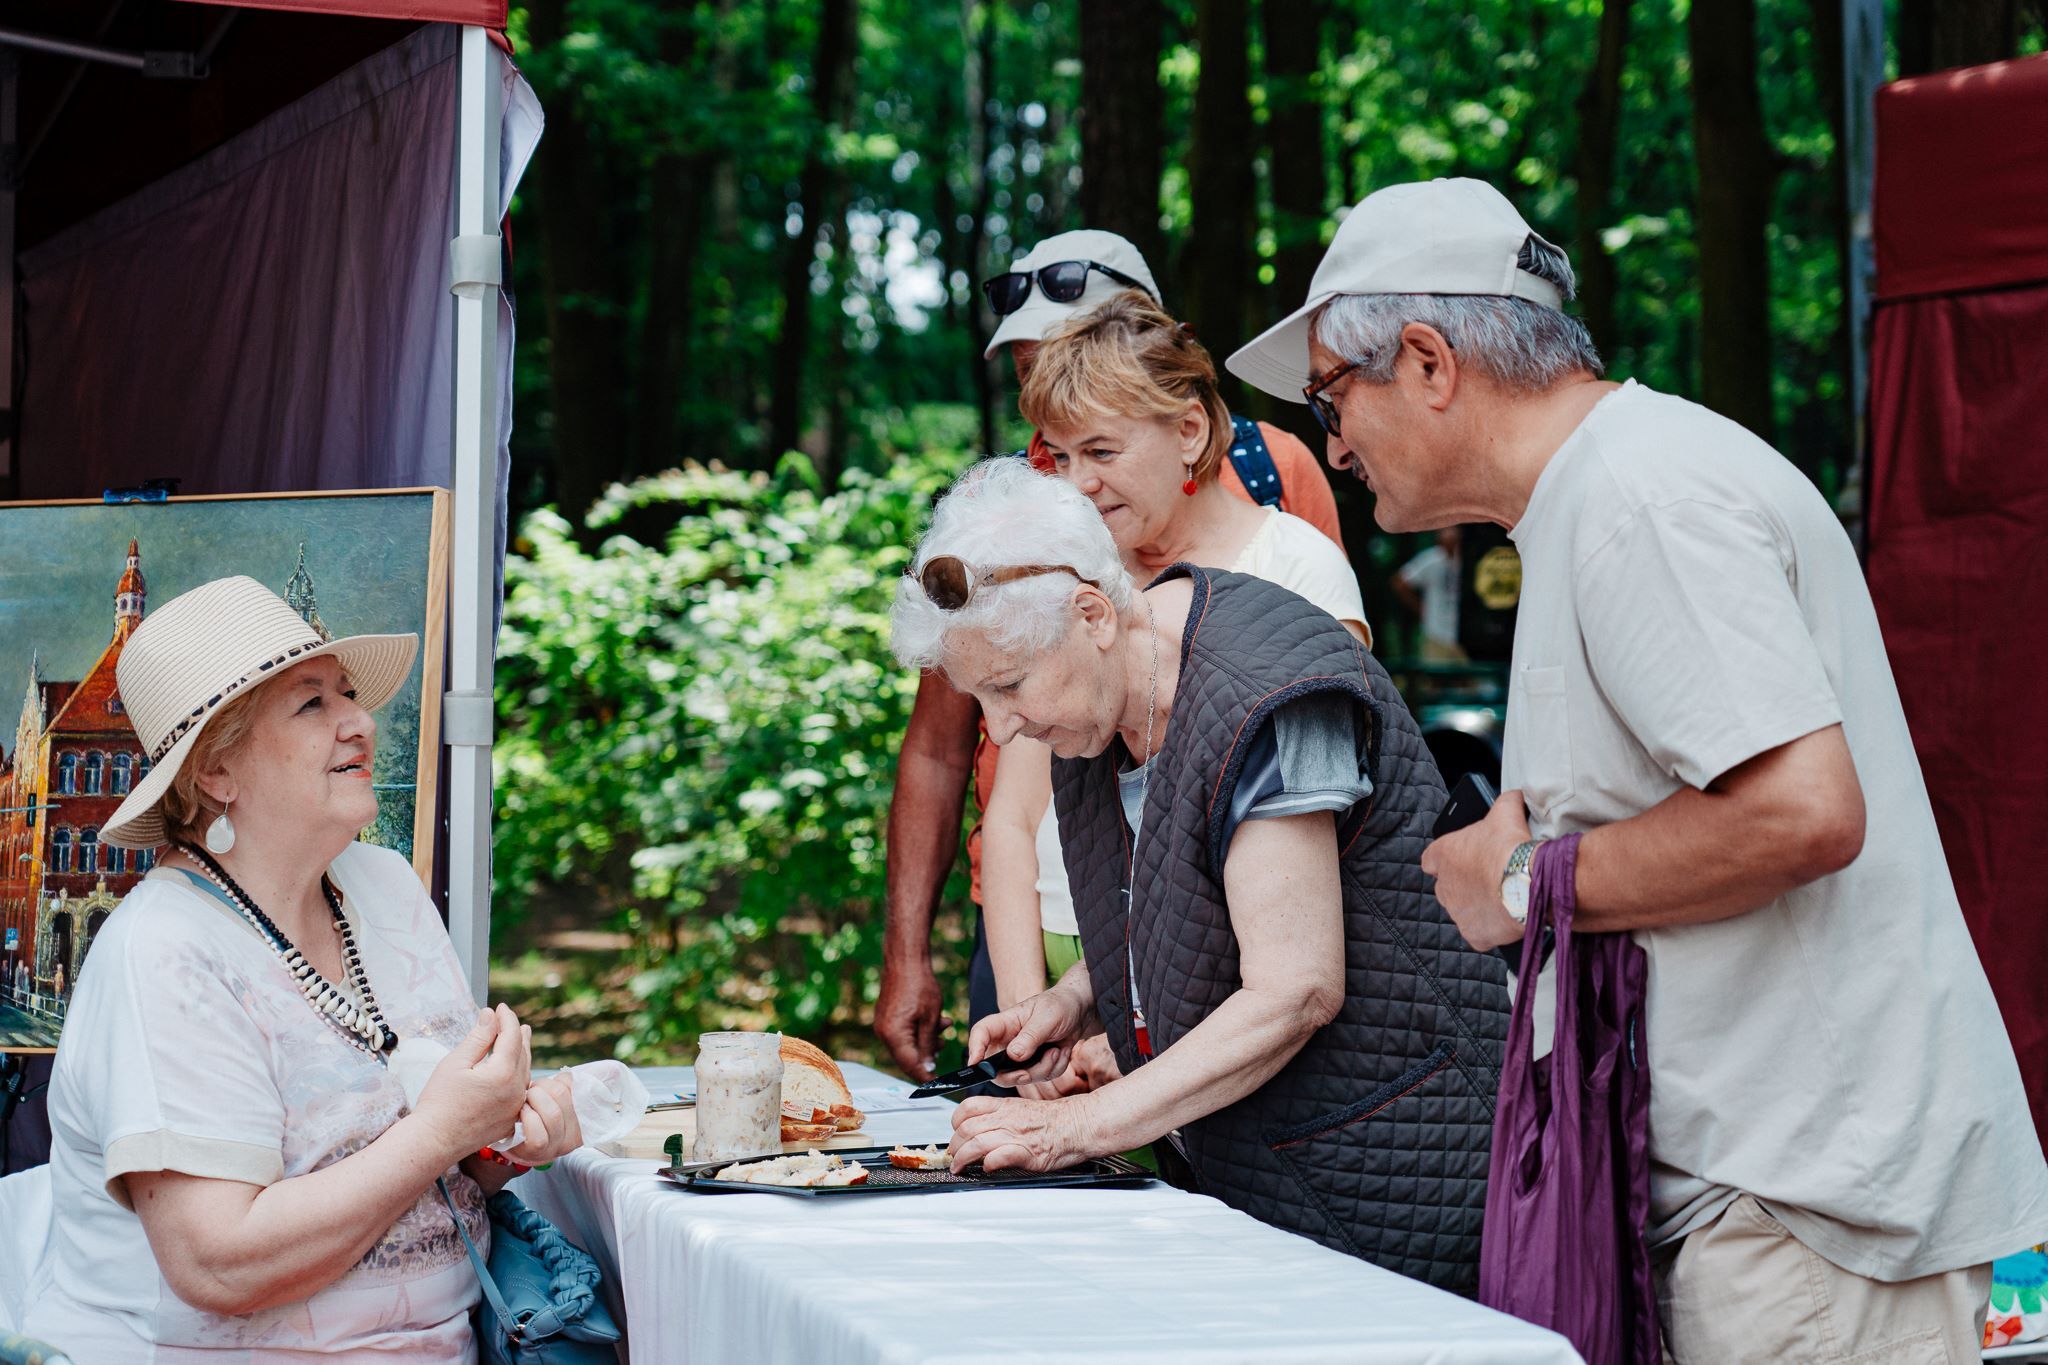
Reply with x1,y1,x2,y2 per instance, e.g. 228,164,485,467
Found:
1031,511,1370,935
1033,802,1078,937
1505,379,2048,1280
25,843,489,1361
1398,543,1461,649
1233,507,1371,640
514,1062,1583,1365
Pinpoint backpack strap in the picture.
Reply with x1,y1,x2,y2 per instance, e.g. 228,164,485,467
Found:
1227,415,1283,507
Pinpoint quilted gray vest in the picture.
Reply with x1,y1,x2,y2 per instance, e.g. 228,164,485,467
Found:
1053,566,1510,1294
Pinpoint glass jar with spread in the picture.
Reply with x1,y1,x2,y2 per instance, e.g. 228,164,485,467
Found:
692,1031,783,1162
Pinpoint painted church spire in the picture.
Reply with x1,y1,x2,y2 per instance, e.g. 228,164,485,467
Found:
113,539,146,642
285,543,329,642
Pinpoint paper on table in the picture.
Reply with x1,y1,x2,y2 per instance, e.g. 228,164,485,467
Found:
849,1088,944,1115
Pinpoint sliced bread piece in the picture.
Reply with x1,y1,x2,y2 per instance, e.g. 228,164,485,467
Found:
886,1144,951,1171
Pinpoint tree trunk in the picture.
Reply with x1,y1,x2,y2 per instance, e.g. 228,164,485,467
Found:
1809,0,1853,485
965,0,1000,455
931,28,964,333
1188,0,1254,379
767,0,857,463
1899,0,2019,74
1263,0,1327,317
1572,0,1633,367
525,0,631,526
1688,0,1777,440
698,28,748,466
1078,0,1165,271
634,2,716,479
1038,99,1073,229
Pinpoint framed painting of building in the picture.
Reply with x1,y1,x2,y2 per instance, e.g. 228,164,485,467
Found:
0,489,450,1034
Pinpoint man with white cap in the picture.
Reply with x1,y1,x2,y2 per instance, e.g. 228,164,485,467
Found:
876,228,1346,1081
1227,177,2048,1360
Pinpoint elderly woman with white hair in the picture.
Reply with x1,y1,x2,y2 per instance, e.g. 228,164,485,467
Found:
892,459,1510,1293
24,577,581,1360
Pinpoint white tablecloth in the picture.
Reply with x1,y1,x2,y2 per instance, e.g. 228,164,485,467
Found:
514,1063,1582,1365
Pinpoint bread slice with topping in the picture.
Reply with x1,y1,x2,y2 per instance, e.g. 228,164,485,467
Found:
715,1150,869,1187
887,1144,951,1171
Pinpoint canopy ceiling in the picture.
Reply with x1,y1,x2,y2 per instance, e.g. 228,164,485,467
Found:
178,0,506,28
9,1,500,250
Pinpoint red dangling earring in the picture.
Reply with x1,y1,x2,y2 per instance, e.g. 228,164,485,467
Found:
1181,468,1198,496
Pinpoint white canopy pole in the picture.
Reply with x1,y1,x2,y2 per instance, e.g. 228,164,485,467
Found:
445,24,504,1004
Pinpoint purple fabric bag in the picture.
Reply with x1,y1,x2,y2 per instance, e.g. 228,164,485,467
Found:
1479,834,1659,1365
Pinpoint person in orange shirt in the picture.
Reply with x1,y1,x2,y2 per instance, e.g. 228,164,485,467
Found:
874,230,1351,1082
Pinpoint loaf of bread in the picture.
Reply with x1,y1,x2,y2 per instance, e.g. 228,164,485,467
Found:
780,1037,864,1134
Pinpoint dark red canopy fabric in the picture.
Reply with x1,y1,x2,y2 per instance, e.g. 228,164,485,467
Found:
1874,55,2048,301
177,0,506,28
1867,53,2048,1155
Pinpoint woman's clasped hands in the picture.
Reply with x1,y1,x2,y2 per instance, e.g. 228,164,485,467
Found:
409,1003,583,1167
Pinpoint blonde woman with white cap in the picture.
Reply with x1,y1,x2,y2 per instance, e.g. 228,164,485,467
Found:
24,577,579,1361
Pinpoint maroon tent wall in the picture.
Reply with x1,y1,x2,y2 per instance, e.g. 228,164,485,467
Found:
1867,54,2048,1154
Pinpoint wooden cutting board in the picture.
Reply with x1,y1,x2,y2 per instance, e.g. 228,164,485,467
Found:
597,1107,872,1162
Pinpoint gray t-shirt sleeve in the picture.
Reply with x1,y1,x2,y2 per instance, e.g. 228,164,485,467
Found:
1574,499,1843,789
1218,692,1373,866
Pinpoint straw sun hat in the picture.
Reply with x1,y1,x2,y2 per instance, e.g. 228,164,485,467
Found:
101,576,418,850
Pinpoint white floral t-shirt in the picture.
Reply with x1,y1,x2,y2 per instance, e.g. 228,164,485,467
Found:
25,842,489,1361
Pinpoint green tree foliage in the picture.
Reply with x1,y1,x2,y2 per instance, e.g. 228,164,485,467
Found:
503,0,1916,578
494,438,973,1056
495,0,2041,1061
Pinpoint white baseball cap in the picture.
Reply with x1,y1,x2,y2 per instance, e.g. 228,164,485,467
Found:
1225,177,1566,400
983,229,1162,359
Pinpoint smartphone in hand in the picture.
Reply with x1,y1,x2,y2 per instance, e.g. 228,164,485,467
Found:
1432,772,1499,839
1429,773,1529,976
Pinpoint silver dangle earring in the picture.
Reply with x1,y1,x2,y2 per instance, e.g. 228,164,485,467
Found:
204,801,237,855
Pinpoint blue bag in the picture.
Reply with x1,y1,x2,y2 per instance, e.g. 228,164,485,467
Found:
437,1179,622,1365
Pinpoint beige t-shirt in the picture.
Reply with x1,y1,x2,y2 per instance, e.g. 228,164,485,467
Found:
26,842,487,1360
1505,379,2048,1281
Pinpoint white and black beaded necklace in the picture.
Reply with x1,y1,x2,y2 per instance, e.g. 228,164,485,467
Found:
177,841,398,1060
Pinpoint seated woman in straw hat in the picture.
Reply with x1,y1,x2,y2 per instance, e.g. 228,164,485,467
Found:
23,577,579,1361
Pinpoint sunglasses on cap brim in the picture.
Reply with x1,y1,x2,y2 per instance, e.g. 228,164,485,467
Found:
913,556,1100,611
982,260,1151,317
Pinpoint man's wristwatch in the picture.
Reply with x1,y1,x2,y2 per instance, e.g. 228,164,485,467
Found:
1500,840,1543,923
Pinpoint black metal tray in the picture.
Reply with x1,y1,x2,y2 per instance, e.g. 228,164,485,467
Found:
659,1146,1157,1197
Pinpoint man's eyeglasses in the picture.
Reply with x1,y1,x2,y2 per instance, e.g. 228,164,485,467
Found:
1303,357,1366,437
913,555,1099,611
982,260,1151,316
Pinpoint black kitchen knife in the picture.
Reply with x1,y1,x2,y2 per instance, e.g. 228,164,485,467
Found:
908,1042,1058,1098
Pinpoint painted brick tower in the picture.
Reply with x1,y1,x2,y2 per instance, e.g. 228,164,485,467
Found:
0,539,154,1016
